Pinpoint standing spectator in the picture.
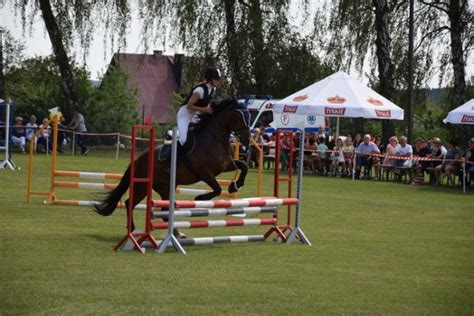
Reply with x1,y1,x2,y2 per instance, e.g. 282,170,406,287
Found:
330,138,346,176
355,134,380,179
67,107,89,156
11,116,26,153
25,115,38,147
279,134,292,171
248,128,264,168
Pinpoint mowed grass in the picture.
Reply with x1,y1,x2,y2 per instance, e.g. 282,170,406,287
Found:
0,152,473,315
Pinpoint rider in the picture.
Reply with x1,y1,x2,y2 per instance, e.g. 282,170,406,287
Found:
177,67,221,147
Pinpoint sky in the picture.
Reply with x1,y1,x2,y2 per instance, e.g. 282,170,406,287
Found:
0,1,473,87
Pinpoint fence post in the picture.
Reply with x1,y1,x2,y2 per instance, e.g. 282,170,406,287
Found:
462,158,466,194
115,133,120,160
72,131,76,157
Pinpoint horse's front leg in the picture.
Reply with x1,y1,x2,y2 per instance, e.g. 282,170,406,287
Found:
226,160,248,193
194,175,222,200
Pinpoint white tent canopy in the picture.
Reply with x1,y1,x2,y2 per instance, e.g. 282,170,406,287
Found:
273,71,404,129
443,99,474,125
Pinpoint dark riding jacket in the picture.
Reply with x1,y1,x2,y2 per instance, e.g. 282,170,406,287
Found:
182,83,215,108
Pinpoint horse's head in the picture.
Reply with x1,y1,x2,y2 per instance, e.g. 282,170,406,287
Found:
212,98,251,149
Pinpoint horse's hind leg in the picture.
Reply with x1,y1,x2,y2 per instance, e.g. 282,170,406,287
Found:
225,160,248,193
124,184,147,232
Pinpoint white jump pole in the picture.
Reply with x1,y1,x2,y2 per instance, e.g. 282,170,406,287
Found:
115,133,120,160
0,101,16,170
286,129,311,245
157,127,186,254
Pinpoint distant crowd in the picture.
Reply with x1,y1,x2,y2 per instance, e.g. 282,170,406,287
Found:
247,128,474,187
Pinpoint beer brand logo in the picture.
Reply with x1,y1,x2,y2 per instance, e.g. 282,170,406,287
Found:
461,115,474,123
368,98,383,106
283,105,298,113
292,94,309,102
281,113,290,125
375,110,391,118
327,95,346,104
324,107,346,116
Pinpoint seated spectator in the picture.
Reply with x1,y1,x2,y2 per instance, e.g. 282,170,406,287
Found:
395,136,413,180
411,138,432,185
434,139,461,185
355,134,380,179
429,137,447,184
37,118,53,154
343,137,355,176
383,136,398,176
316,136,330,174
330,138,346,176
11,116,26,154
25,115,38,147
464,138,474,185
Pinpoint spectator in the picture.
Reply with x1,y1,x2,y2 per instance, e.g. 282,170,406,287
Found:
330,138,346,176
411,138,431,185
37,118,53,154
434,139,461,185
395,136,413,180
25,115,38,147
316,136,330,174
343,137,355,176
383,136,398,175
354,133,362,147
279,134,292,171
355,134,380,179
11,116,26,153
248,128,264,168
67,108,89,156
464,138,474,185
428,137,447,184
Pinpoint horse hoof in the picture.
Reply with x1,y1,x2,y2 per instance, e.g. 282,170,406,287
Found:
228,181,239,193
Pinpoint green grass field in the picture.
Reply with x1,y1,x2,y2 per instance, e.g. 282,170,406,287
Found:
1,152,473,315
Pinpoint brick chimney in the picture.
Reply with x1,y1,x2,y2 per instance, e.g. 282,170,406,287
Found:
173,53,185,90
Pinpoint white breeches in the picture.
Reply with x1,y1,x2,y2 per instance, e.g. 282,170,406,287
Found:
12,136,26,149
177,105,196,146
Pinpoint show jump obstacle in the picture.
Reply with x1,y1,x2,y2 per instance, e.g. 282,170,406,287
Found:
117,126,311,254
27,115,251,205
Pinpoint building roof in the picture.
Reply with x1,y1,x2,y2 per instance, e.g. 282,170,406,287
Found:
112,52,180,123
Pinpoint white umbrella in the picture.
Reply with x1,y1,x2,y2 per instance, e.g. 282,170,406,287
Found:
443,99,474,124
273,71,404,130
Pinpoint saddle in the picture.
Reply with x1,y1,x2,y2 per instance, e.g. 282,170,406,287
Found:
157,132,196,162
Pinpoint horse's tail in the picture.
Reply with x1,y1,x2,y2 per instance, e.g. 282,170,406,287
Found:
94,165,131,216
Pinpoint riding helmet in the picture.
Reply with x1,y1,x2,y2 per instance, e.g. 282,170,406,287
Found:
204,67,222,81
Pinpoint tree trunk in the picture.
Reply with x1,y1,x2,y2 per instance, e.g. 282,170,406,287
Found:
38,0,78,119
373,0,396,145
248,0,267,94
0,31,5,100
448,0,466,108
224,0,242,95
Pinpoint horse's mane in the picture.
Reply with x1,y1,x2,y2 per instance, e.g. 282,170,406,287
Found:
196,98,247,125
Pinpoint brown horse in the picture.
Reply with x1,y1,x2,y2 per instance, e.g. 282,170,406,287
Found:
94,98,251,234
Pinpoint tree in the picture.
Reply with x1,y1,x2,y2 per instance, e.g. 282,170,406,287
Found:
90,64,139,134
417,0,473,108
